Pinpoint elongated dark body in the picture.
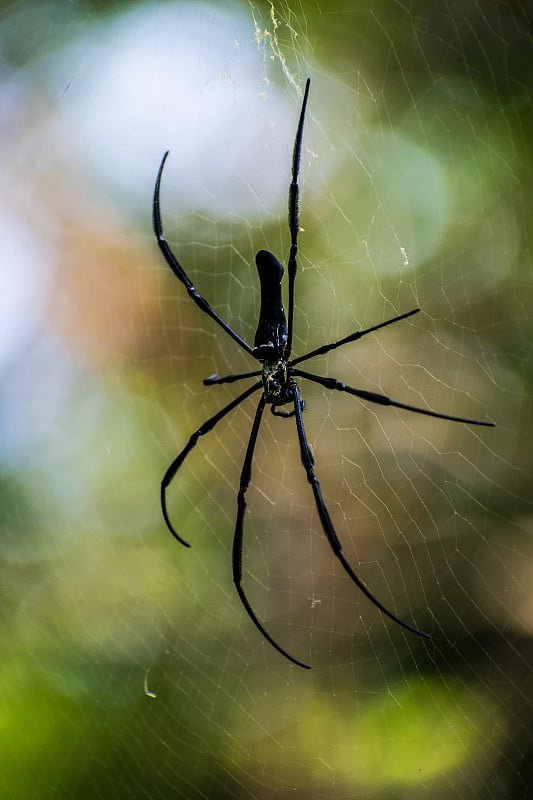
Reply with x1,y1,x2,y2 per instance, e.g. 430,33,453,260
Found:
252,249,288,361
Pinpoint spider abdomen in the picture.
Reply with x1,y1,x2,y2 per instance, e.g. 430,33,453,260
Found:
253,249,288,360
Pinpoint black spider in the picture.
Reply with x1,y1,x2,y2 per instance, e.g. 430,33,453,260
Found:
153,78,494,669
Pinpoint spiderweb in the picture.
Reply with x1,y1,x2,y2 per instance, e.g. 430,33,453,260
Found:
1,0,531,798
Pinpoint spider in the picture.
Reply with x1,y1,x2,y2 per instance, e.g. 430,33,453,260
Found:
153,78,494,669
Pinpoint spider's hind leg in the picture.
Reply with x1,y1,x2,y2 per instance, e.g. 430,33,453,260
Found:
161,381,262,546
291,383,431,639
233,395,311,669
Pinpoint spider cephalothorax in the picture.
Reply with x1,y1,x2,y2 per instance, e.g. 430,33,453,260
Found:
262,359,293,407
153,77,494,669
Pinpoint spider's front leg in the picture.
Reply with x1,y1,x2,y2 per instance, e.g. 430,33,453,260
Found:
153,151,253,356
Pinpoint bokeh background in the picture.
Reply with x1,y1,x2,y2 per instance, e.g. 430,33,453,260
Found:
1,1,532,798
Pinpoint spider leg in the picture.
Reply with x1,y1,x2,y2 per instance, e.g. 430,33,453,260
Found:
270,405,296,418
285,77,311,359
293,369,495,426
153,151,254,356
292,383,431,639
162,381,262,546
204,370,261,386
233,395,311,669
291,308,420,367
